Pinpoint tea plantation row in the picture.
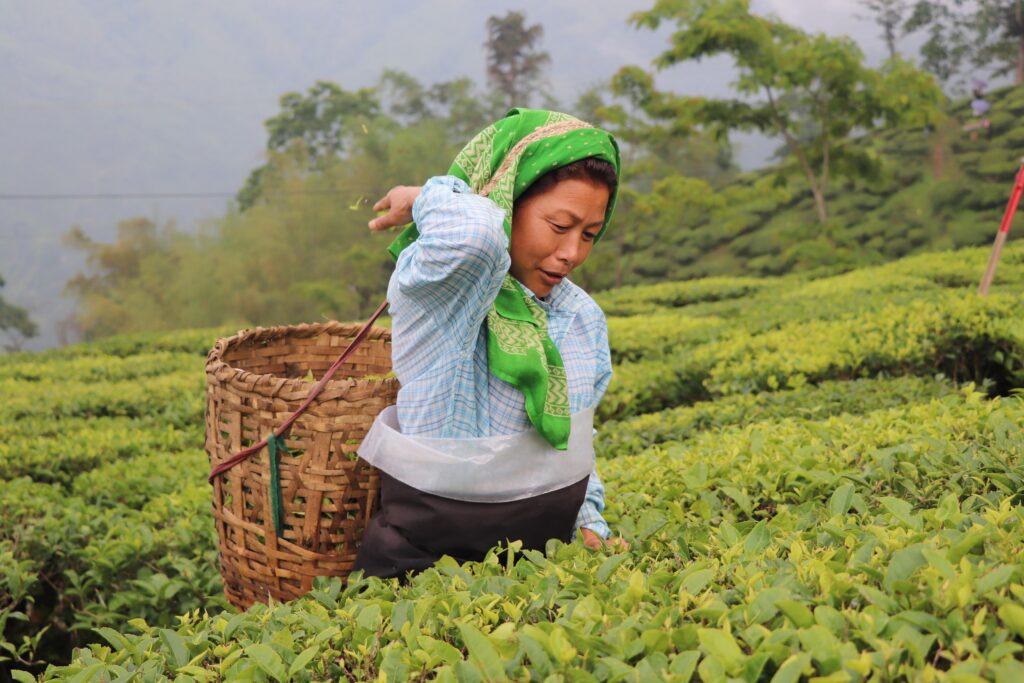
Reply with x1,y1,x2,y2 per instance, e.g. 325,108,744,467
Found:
1,242,1022,681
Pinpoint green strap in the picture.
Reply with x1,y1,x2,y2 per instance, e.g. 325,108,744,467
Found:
267,434,287,538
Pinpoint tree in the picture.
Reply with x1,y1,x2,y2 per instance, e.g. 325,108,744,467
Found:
568,83,737,289
377,70,499,142
236,82,381,210
265,82,381,165
972,0,1024,84
906,1,1024,86
65,74,479,340
63,218,186,339
617,0,944,224
237,72,500,210
858,0,911,61
575,83,736,193
484,11,552,109
0,273,37,352
903,2,973,83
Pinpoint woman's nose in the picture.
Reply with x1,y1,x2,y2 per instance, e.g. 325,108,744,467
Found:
555,234,584,266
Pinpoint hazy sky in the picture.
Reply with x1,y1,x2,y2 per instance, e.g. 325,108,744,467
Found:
2,0,907,203
0,0,939,348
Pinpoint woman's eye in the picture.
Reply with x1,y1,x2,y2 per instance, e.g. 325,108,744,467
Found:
550,222,570,231
583,232,597,241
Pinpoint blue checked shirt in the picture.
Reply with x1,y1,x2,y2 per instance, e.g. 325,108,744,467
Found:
386,175,613,539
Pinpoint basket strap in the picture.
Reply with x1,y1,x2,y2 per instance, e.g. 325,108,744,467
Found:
208,298,391,483
267,434,288,537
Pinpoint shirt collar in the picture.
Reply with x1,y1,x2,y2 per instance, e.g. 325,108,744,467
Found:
516,277,583,314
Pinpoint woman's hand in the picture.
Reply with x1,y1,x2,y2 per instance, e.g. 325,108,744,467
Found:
368,185,421,231
580,528,630,551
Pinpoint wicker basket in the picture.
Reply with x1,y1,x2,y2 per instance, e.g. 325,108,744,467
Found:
204,321,399,610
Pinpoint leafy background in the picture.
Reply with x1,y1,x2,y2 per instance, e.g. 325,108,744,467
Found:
3,243,1023,680
4,1,1024,680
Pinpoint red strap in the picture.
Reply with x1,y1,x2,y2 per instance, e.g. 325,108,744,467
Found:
208,299,390,483
998,163,1024,234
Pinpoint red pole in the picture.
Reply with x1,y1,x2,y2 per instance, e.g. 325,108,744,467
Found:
979,160,1024,295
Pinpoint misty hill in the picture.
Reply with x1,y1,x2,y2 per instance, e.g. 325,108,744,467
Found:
575,85,1024,290
8,85,1024,351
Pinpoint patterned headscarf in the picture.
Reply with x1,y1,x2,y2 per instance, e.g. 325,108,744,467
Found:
388,108,620,449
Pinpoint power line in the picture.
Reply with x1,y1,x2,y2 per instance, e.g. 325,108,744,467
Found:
0,189,372,201
0,192,236,200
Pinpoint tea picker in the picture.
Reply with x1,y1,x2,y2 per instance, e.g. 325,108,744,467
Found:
204,108,628,608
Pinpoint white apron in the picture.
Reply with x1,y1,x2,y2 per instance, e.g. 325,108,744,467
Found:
357,406,596,503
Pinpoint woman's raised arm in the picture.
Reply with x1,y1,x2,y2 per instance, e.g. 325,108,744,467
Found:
377,176,511,380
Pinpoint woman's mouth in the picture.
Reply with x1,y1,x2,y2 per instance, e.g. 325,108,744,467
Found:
539,269,565,286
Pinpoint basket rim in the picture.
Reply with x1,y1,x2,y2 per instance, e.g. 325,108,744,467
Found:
205,320,398,396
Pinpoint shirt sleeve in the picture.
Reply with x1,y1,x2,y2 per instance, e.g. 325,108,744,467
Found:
388,176,510,377
574,307,613,539
593,308,613,406
575,465,611,540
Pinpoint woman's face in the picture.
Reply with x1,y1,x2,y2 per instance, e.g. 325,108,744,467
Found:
509,178,610,298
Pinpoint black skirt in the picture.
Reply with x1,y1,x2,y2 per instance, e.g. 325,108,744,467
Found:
353,471,590,580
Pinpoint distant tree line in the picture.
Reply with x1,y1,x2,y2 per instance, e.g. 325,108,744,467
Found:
859,0,1024,86
0,274,37,352
63,2,1001,342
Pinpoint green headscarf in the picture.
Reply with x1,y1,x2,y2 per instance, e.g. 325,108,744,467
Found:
388,108,620,450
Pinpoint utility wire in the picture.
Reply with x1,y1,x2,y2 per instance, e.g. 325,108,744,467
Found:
0,189,371,201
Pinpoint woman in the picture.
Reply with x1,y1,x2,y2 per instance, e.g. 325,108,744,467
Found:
354,108,627,580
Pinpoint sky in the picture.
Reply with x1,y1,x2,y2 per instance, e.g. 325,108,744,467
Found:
0,0,937,349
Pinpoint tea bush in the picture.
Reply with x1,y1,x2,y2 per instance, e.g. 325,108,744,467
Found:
33,392,1024,682
2,242,1023,681
596,376,959,457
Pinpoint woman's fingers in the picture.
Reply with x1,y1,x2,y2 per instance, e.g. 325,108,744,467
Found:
580,528,630,552
368,186,419,231
579,528,604,550
368,211,395,231
368,194,392,231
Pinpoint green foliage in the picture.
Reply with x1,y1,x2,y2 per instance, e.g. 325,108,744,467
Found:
25,390,1024,682
3,242,1024,680
905,1,1024,86
618,0,944,224
265,81,380,165
63,64,505,342
2,474,225,673
61,21,1019,343
598,244,1024,419
601,81,1024,291
597,375,959,457
0,415,199,485
596,276,773,316
0,273,38,353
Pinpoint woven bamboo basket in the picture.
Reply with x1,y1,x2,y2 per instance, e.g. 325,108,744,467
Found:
204,321,399,610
